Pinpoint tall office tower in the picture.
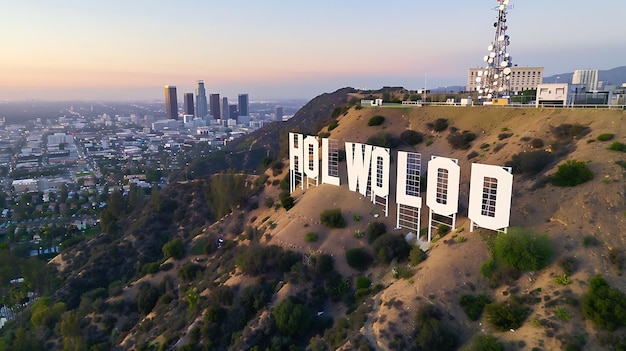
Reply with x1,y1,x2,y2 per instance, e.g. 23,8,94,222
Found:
195,80,208,118
209,93,221,119
238,93,249,116
183,93,194,116
275,106,284,121
572,69,599,91
229,104,238,119
164,85,178,119
221,97,229,120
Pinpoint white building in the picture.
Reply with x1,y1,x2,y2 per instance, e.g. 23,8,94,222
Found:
572,69,599,91
535,83,570,107
468,66,544,93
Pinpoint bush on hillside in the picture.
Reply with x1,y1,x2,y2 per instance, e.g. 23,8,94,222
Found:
372,234,411,264
400,130,424,146
367,132,399,148
427,118,449,132
414,305,459,351
550,160,593,187
345,248,373,271
162,237,185,260
446,130,476,150
304,232,318,242
272,298,312,336
551,123,590,139
582,275,626,330
320,208,346,228
366,221,387,244
327,120,338,131
409,246,427,266
505,150,554,175
484,299,530,331
608,141,626,152
597,133,614,141
279,195,295,210
494,227,553,271
368,115,385,126
459,294,492,321
467,334,504,351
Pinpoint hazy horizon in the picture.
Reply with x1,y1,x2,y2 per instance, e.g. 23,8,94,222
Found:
1,0,624,101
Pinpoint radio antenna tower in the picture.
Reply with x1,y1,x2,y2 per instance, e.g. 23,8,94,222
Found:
475,0,513,100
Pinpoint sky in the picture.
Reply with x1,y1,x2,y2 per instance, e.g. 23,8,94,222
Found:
0,0,624,101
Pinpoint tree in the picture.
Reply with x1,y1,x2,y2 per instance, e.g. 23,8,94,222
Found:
162,237,185,259
61,312,87,351
582,275,626,330
150,185,161,211
272,298,312,336
494,227,553,271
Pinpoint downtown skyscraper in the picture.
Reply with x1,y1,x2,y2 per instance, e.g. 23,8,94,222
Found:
164,85,178,119
238,94,249,116
209,93,220,119
195,80,208,118
183,93,194,116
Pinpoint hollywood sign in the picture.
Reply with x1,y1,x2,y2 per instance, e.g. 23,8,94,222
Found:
289,133,513,241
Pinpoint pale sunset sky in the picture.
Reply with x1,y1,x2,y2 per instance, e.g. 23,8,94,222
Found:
0,0,624,101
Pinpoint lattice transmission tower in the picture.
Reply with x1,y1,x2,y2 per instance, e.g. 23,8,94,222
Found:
475,0,514,100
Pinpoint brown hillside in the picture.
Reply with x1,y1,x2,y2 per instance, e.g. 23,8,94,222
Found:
261,105,625,350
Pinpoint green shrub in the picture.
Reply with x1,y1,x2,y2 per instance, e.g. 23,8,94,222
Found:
304,232,318,242
366,221,387,244
446,130,476,149
484,300,530,331
279,195,294,210
498,133,513,140
480,258,497,279
356,276,372,289
437,224,451,236
368,115,385,126
367,131,398,148
345,247,373,271
608,141,626,152
409,246,427,266
582,275,626,330
494,227,553,271
372,234,411,264
414,305,459,351
272,298,312,336
505,150,554,175
555,306,571,321
467,334,504,351
554,274,572,286
327,120,338,131
400,130,424,146
162,237,185,259
597,133,614,141
582,235,599,247
550,160,593,187
177,263,203,281
320,208,346,228
459,294,492,321
427,118,449,132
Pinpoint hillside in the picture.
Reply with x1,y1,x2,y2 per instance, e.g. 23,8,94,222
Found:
2,90,625,350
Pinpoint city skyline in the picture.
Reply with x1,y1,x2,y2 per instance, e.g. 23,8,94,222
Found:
1,0,625,101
